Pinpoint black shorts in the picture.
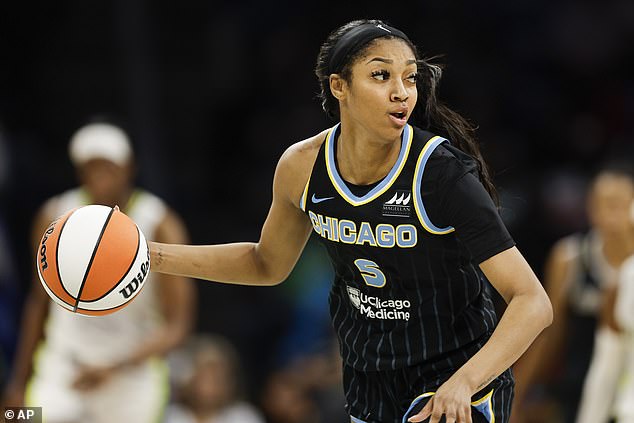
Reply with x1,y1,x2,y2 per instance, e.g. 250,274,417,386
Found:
345,364,514,423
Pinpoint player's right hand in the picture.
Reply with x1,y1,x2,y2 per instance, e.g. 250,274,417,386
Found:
408,375,473,423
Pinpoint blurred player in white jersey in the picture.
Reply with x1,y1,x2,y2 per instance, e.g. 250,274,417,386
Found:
2,121,195,423
577,197,634,423
612,247,634,422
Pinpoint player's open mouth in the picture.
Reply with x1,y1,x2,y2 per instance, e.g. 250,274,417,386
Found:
389,112,408,125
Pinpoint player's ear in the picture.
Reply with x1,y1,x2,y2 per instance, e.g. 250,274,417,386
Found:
329,74,347,101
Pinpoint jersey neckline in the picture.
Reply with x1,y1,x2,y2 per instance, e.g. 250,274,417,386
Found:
325,123,414,207
77,187,141,214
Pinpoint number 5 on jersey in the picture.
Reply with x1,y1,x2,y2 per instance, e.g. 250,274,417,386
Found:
354,259,386,288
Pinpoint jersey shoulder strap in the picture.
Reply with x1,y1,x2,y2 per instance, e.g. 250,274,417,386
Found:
300,127,334,212
409,126,454,234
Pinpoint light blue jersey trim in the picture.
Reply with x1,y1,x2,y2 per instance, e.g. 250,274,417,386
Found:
412,136,455,235
402,392,435,423
326,123,413,207
401,389,495,423
351,416,367,423
471,389,495,422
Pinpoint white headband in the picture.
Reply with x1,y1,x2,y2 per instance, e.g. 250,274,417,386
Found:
69,123,132,166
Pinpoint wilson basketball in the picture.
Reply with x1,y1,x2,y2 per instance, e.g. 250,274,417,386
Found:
36,204,150,316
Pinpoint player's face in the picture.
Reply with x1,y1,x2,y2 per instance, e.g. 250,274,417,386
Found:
189,356,234,408
339,38,418,140
588,173,634,236
77,159,133,206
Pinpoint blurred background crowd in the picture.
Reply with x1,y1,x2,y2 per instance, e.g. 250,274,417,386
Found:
1,0,634,422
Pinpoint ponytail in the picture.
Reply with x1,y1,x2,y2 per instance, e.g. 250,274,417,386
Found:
416,58,499,205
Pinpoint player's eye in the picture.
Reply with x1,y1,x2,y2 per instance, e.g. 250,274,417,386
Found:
371,70,390,81
406,73,419,84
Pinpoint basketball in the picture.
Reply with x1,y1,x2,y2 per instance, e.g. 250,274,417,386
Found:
36,204,150,316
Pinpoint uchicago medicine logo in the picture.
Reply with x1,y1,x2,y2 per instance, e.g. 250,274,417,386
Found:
346,285,411,321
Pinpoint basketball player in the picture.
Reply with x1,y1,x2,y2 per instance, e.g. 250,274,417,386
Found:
575,192,634,423
2,122,195,423
150,20,552,423
609,241,634,423
512,165,634,423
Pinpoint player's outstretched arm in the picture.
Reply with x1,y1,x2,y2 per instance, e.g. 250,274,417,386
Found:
149,135,321,286
122,209,196,363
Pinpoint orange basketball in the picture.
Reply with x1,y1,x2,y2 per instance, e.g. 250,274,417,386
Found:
36,205,150,316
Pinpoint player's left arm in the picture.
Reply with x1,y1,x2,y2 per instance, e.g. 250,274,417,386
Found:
411,247,551,423
410,160,552,422
464,247,553,389
73,209,195,390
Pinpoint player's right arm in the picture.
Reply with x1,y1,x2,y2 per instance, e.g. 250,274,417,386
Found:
2,207,56,407
150,131,326,286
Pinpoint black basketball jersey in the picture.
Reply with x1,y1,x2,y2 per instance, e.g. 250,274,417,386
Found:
301,123,515,374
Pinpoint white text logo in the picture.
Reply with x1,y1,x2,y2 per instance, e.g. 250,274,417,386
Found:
347,285,411,321
382,191,412,218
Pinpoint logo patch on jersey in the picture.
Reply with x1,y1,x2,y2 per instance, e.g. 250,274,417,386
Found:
382,190,411,218
346,285,411,321
347,286,361,309
311,194,335,204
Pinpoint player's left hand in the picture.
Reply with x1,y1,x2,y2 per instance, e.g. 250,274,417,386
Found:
408,376,473,423
72,364,118,391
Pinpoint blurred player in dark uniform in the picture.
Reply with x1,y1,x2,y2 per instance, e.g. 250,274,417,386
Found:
513,165,634,423
149,20,552,423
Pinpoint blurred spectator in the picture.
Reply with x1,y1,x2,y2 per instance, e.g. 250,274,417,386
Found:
1,120,195,423
513,163,634,423
260,342,347,423
261,370,318,423
165,334,264,423
257,239,347,422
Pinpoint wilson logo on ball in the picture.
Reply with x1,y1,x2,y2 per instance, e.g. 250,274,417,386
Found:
39,219,59,270
119,252,150,299
36,204,150,316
